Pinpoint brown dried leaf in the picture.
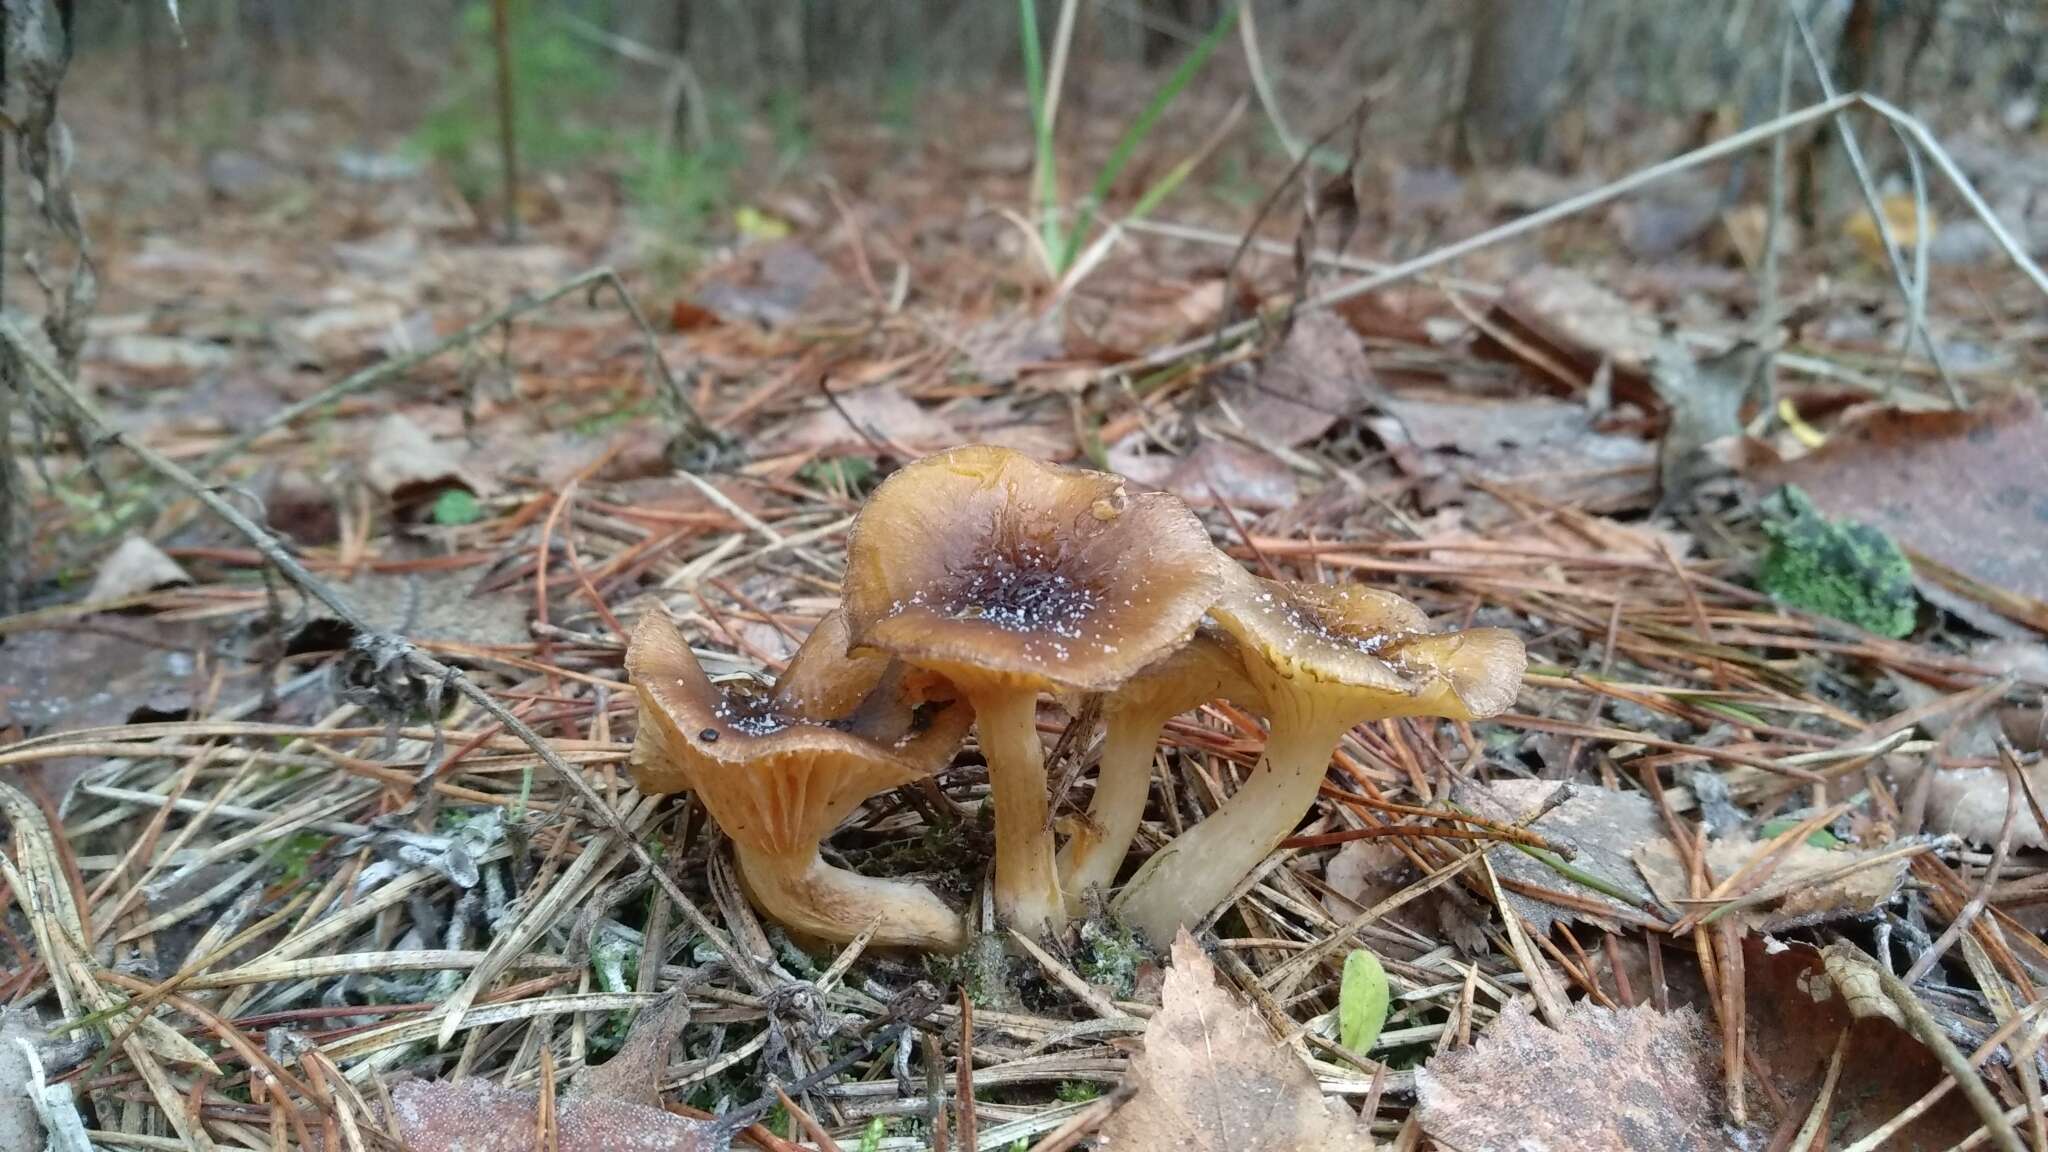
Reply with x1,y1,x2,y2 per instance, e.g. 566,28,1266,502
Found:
1633,833,1909,933
362,413,493,501
1417,1000,1728,1152
770,385,962,455
577,993,693,1108
87,537,192,602
1456,780,1665,933
391,1078,723,1152
1108,437,1300,511
1755,391,2048,611
1218,310,1379,448
1097,931,1370,1151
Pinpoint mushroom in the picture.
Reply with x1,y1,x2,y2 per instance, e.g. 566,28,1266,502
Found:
1113,570,1525,944
626,611,972,951
1054,629,1254,912
841,445,1224,937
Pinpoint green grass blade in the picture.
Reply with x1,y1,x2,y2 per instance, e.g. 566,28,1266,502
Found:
1068,2,1239,253
1018,0,1064,264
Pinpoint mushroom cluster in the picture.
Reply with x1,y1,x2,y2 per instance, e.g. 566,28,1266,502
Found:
627,444,1525,952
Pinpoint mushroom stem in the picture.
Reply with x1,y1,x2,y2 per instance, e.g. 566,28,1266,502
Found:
1056,708,1172,912
733,841,966,953
970,688,1067,937
1112,719,1345,945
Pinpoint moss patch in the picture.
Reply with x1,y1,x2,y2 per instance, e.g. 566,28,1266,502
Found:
1759,485,1917,638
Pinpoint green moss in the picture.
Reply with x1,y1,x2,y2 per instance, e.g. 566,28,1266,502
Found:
1055,1080,1102,1104
1075,918,1145,1000
926,929,1018,1010
1758,485,1917,638
272,831,329,883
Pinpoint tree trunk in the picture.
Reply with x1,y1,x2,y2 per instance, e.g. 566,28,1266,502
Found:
490,0,521,240
1459,0,1574,166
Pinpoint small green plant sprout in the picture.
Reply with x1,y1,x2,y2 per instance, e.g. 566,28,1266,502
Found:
857,1117,888,1152
1338,947,1389,1056
1017,0,1238,281
1758,815,1845,849
1758,485,1918,639
430,488,483,526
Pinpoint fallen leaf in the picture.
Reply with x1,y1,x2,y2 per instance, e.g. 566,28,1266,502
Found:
1337,949,1389,1054
390,1077,722,1152
1754,391,2048,626
770,385,961,455
1740,937,1976,1147
0,1011,45,1152
362,413,493,503
1487,267,1661,395
1456,779,1667,933
1097,930,1370,1151
86,537,192,602
1416,999,1730,1152
1634,831,1909,932
1107,437,1299,511
1216,310,1379,448
578,993,693,1108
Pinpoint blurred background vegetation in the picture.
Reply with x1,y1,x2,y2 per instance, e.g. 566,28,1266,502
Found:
50,0,2048,278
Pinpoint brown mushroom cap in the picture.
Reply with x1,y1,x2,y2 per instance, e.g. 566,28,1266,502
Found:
1114,572,1526,943
771,608,892,723
841,445,1225,692
1208,571,1524,726
626,611,969,849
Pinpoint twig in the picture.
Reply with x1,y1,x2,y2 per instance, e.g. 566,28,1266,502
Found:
957,987,979,1152
1117,91,2048,379
0,316,770,1002
1238,1,1303,161
1025,1084,1133,1152
1827,941,2026,1152
490,0,522,240
1903,741,2023,984
1751,21,1795,430
1787,3,1963,408
198,265,718,474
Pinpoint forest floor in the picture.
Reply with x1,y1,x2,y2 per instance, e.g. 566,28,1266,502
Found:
5,65,2048,1152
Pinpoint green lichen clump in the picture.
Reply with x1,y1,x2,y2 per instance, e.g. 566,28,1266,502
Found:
1076,919,1146,1000
1758,486,1917,639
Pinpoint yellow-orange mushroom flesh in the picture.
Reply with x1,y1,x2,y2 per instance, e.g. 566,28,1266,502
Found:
627,611,971,951
842,445,1224,937
1114,571,1525,944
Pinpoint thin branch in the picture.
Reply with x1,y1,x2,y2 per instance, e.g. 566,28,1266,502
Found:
1787,2,1963,408
1114,91,2048,379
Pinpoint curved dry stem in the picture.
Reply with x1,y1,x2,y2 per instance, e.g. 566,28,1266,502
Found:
1113,720,1339,945
733,841,965,953
1056,707,1172,912
971,687,1067,937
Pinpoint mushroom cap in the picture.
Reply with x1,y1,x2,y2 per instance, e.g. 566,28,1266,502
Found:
772,608,892,722
626,611,970,854
1208,571,1525,725
1101,625,1257,721
842,445,1224,694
